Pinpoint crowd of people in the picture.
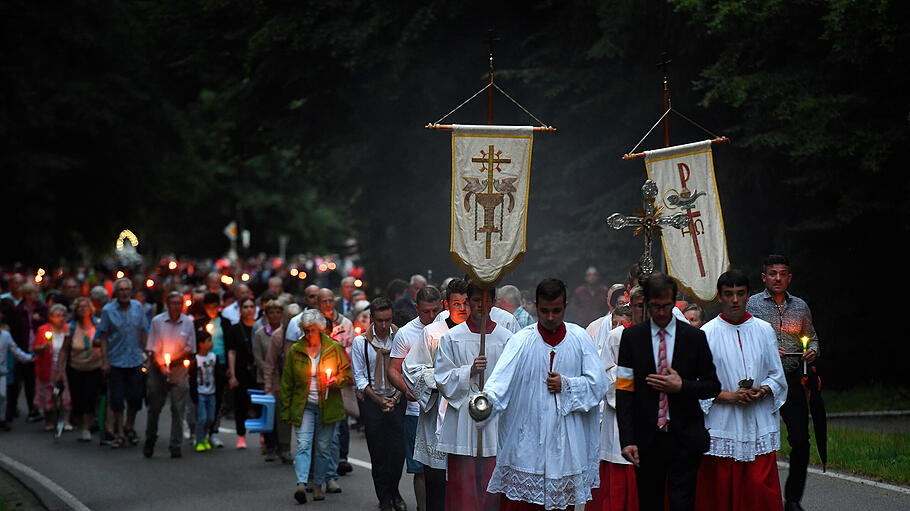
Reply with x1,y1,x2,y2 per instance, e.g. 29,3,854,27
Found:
0,253,819,511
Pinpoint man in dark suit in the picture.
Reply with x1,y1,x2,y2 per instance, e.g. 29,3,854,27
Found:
615,273,720,511
335,277,356,317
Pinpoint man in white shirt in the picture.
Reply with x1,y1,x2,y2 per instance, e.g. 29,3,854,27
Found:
387,286,444,511
351,298,406,511
695,270,786,510
144,291,196,458
435,281,511,511
402,278,470,511
481,278,608,511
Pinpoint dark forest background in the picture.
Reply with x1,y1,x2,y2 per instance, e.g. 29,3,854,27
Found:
2,0,908,388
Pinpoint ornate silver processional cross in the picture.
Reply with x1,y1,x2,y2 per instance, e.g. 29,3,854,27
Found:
606,179,689,277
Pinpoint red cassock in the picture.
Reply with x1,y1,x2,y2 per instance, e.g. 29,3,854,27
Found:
694,453,783,511
446,454,499,510
499,495,576,511
587,460,639,511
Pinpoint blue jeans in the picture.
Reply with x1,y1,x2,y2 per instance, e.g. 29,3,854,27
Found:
294,403,337,485
196,393,215,444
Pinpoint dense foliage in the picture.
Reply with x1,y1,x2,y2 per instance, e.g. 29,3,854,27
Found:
2,0,906,385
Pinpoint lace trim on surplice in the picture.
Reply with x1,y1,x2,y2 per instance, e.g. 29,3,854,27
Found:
488,461,600,510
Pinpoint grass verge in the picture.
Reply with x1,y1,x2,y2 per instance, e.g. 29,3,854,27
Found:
823,384,910,413
779,425,910,485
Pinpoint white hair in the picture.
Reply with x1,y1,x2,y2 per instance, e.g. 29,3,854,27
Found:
299,308,326,331
497,285,522,308
410,274,427,286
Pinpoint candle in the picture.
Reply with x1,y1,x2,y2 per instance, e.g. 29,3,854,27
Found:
800,336,809,374
45,330,53,341
325,368,332,400
183,359,190,369
164,353,171,368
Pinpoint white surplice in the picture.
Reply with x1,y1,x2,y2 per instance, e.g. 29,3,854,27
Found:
592,324,629,465
700,315,788,461
402,319,453,469
434,321,511,457
392,316,430,417
483,323,609,509
435,306,521,333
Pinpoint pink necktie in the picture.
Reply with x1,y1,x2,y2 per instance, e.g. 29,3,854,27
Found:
657,328,669,429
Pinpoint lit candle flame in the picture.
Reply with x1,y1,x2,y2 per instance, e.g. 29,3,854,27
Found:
354,279,363,288
183,359,190,369
800,336,809,350
206,323,215,335
116,270,125,279
168,261,177,270
45,330,53,340
145,279,154,288
164,353,171,367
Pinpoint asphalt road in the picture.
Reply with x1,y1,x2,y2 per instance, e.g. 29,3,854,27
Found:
0,393,417,510
1,392,909,510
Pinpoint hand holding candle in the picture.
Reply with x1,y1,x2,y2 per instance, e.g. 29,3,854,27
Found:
325,368,333,400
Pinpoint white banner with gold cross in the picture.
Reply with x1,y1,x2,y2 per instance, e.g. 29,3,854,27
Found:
451,125,533,286
645,140,730,302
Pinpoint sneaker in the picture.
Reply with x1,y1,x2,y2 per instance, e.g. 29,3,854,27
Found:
337,460,353,475
210,433,224,448
236,435,247,449
26,410,43,423
204,438,212,451
326,479,341,493
195,443,206,453
182,420,190,441
102,430,116,446
294,485,308,504
143,438,155,458
313,485,325,501
63,423,74,432
79,429,92,442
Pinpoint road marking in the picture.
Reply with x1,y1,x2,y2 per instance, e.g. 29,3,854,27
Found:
778,461,910,495
0,452,92,511
219,427,373,470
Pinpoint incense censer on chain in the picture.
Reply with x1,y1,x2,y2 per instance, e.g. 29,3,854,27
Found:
468,392,493,421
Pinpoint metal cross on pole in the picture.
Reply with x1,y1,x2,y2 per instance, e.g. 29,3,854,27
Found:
606,179,689,280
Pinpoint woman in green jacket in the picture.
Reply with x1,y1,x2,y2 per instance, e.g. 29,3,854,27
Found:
279,309,352,504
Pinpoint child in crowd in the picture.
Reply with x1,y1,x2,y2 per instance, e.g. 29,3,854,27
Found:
610,304,633,330
190,330,217,452
1,324,34,431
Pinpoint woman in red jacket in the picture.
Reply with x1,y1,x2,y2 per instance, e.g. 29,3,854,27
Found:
32,304,71,432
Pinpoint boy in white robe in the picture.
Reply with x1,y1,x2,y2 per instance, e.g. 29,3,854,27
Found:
435,281,511,511
482,278,608,511
402,278,470,511
434,304,521,334
694,270,787,511
589,287,643,511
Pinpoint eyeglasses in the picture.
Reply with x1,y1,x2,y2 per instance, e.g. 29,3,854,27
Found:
647,302,675,312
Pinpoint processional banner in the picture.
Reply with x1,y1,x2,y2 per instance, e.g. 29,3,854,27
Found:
645,140,730,302
451,125,533,286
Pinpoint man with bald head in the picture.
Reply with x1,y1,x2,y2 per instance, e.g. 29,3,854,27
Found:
221,284,258,325
267,276,283,297
335,277,357,317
